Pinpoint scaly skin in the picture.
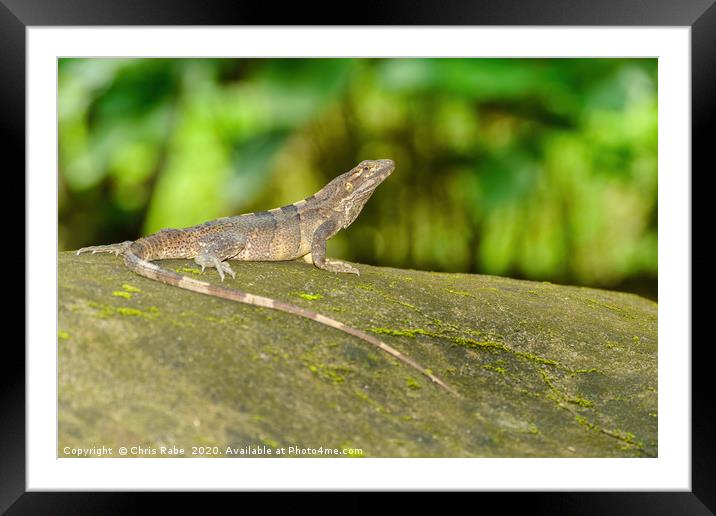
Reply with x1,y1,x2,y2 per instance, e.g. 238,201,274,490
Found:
77,159,458,395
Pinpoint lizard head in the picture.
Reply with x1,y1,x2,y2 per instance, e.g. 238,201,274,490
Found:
325,159,395,228
342,158,394,196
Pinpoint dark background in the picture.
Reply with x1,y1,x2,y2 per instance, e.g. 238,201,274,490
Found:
59,57,658,299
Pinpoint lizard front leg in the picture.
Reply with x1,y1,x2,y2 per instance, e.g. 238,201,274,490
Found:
310,220,360,275
194,234,246,281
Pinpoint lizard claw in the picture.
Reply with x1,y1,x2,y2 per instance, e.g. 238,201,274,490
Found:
212,257,225,282
221,262,236,280
194,252,234,281
323,259,360,275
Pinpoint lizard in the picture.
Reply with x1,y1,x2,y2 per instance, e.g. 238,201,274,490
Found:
76,159,458,395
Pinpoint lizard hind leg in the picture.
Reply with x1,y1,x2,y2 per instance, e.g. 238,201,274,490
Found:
76,241,133,256
193,235,244,282
194,252,237,282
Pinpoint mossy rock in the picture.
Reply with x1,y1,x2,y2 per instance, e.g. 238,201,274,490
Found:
58,252,657,457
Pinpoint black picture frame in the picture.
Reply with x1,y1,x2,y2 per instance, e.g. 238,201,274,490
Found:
4,0,709,512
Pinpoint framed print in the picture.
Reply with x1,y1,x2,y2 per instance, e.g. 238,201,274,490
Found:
5,0,710,511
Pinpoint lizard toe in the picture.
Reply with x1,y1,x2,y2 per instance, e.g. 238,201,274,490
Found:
220,262,236,279
324,259,360,275
211,257,226,281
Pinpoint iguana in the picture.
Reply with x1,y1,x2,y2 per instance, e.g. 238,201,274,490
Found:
77,159,457,395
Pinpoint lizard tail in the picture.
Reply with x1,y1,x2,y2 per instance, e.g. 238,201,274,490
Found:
123,250,460,397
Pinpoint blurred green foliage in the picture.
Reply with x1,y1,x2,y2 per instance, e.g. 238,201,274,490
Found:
59,58,657,298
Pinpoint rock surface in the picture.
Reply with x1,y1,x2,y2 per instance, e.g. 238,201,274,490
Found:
58,252,657,458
